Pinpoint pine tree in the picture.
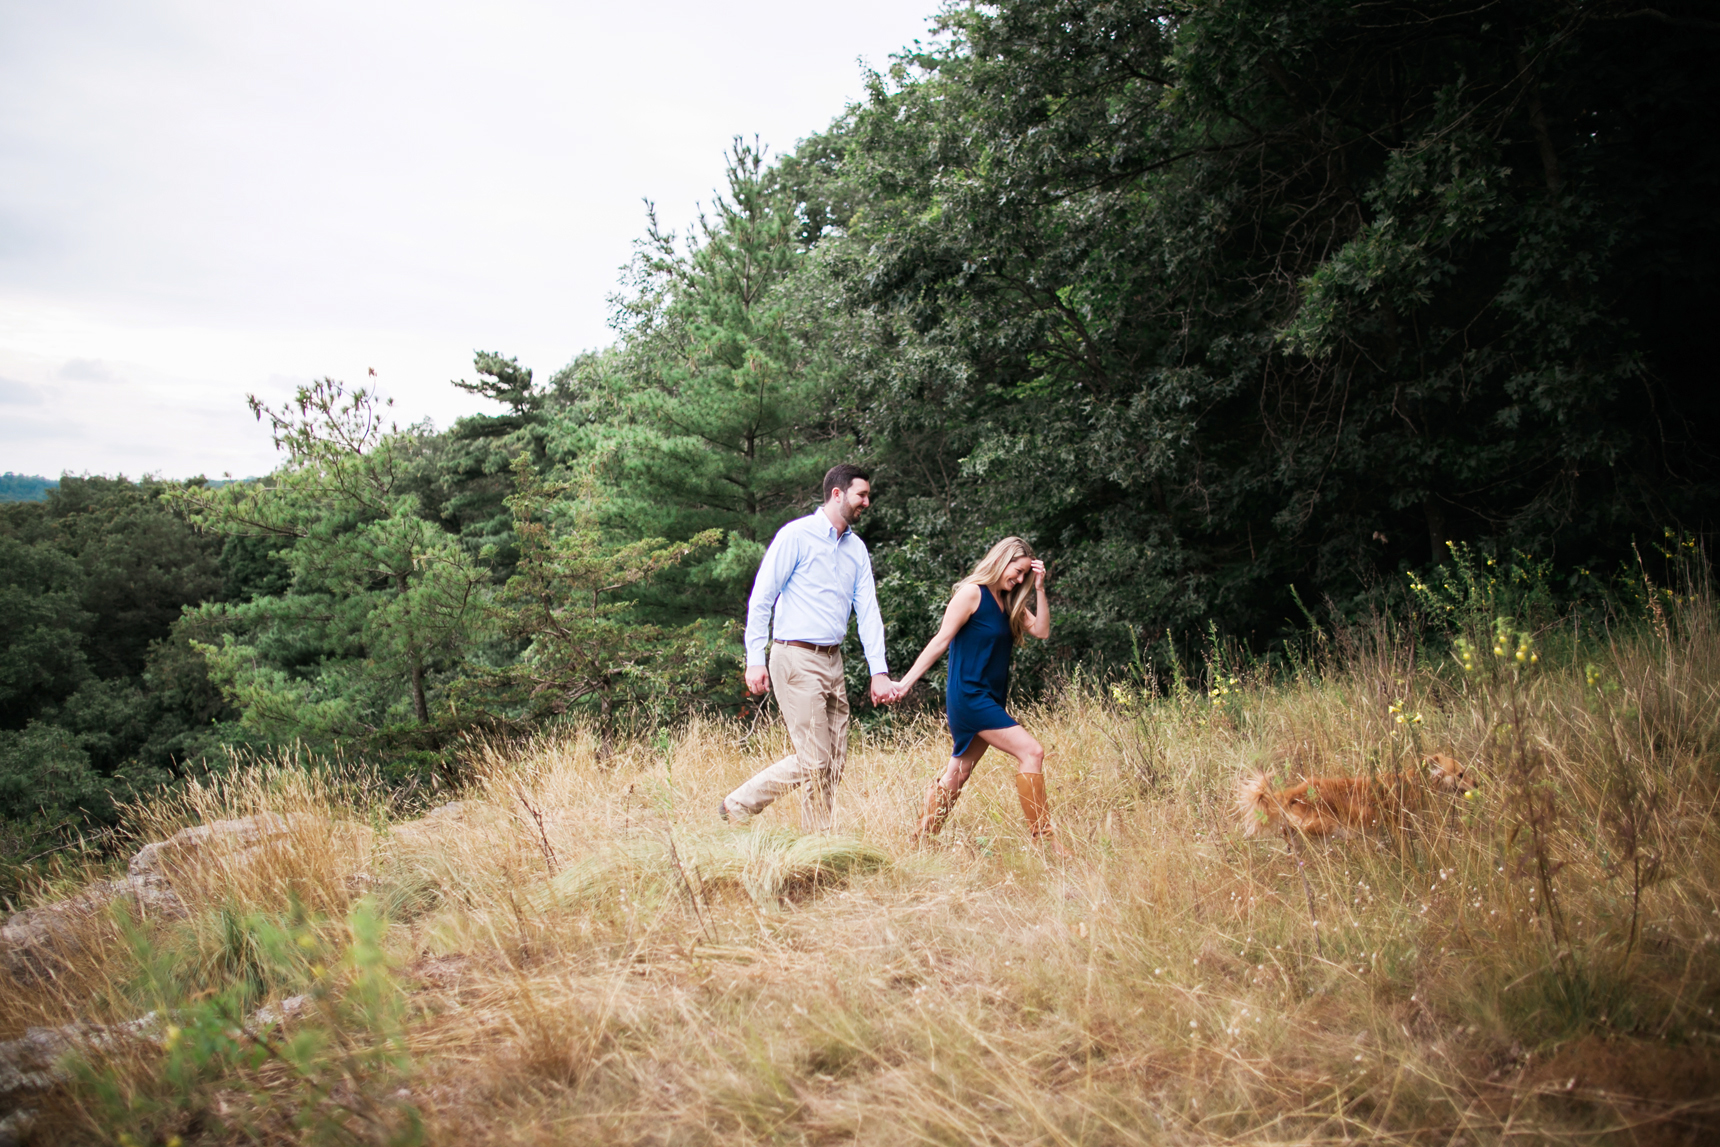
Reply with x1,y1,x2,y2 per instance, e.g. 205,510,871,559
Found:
471,457,723,752
598,139,849,622
172,380,489,748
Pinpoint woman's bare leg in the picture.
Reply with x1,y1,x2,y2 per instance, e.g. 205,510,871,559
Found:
914,740,987,840
975,725,1044,772
940,739,989,789
976,726,1068,854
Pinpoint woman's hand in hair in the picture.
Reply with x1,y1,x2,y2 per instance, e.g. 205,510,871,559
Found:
1026,560,1051,640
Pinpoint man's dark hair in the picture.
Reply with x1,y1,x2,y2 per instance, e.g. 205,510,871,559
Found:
822,463,870,501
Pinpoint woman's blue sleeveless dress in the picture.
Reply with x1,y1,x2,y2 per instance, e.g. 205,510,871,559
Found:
946,588,1018,756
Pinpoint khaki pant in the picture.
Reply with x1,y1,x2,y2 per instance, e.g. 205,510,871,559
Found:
725,643,850,830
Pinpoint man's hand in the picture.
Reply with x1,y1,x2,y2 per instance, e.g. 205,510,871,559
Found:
870,674,895,705
745,664,770,696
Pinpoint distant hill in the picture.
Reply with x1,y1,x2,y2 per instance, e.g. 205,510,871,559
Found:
0,473,57,502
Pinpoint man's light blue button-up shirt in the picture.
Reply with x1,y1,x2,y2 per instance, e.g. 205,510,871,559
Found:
744,510,889,676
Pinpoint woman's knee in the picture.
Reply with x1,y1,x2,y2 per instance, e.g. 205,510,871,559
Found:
1016,739,1045,773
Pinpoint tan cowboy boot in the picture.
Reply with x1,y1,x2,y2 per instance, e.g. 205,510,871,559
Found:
1015,772,1072,856
912,781,961,841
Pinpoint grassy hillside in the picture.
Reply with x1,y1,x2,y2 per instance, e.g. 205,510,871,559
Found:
5,595,1719,1144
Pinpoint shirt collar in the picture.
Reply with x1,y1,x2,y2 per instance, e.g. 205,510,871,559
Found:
812,508,849,540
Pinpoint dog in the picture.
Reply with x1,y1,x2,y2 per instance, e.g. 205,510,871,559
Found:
1235,753,1476,839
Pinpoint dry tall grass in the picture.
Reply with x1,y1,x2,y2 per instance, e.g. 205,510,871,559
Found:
6,603,1720,1145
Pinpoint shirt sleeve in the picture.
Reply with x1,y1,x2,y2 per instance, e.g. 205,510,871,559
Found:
852,543,889,676
744,527,796,666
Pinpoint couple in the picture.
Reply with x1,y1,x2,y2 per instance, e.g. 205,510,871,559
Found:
718,463,1067,852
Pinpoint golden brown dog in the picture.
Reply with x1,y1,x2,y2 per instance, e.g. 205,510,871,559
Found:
1235,753,1476,839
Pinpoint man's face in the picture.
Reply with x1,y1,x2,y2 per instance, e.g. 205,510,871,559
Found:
831,478,871,527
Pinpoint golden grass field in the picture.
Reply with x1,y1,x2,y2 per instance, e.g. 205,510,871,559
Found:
5,604,1720,1145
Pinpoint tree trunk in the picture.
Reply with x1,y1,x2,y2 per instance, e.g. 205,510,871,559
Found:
1518,52,1563,197
598,684,614,763
410,657,429,723
1423,498,1449,564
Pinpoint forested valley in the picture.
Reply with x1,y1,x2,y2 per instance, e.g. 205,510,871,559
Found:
4,0,1717,882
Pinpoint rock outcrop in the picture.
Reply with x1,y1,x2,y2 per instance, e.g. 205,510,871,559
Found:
388,800,485,850
0,997,310,1131
0,1013,162,1098
3,812,372,980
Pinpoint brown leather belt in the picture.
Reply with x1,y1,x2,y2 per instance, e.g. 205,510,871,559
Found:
775,639,841,654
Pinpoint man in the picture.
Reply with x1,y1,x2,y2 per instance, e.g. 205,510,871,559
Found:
720,463,892,830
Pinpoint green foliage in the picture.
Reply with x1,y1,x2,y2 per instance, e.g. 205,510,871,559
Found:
0,531,91,726
592,140,852,623
44,476,224,679
0,721,107,829
1409,542,1562,659
0,476,228,732
0,472,57,502
800,0,1719,669
75,897,423,1146
407,351,564,580
0,477,238,877
470,457,724,735
173,380,491,749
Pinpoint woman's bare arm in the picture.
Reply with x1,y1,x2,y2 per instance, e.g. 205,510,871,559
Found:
1025,559,1051,639
892,583,983,695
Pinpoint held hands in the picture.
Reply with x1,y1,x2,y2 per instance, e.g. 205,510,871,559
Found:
749,667,907,704
875,677,912,705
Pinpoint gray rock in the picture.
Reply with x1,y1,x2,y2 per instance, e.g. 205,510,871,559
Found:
0,1108,37,1147
0,1012,160,1100
249,993,310,1030
390,800,483,848
4,812,373,980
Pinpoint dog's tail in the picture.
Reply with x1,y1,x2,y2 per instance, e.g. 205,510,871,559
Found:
1235,771,1277,837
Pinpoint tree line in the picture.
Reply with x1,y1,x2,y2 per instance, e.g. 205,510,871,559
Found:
3,0,1715,877
0,474,58,503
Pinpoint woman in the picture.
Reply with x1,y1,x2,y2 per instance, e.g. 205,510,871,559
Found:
888,537,1069,853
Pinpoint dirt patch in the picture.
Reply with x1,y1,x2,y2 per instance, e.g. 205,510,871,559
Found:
1521,1035,1720,1146
410,953,486,999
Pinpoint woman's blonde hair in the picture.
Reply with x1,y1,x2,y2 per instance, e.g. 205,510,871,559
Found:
958,536,1038,644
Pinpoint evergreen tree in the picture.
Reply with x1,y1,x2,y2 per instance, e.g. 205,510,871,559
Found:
469,457,724,750
597,139,850,623
173,380,489,748
407,351,555,578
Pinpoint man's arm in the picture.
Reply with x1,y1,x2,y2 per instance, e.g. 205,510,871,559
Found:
851,545,892,702
743,528,797,692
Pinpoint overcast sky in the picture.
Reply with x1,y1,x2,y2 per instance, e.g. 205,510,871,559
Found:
0,0,939,480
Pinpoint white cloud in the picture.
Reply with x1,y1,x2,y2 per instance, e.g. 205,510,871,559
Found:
0,376,43,406
57,357,117,382
0,0,941,478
